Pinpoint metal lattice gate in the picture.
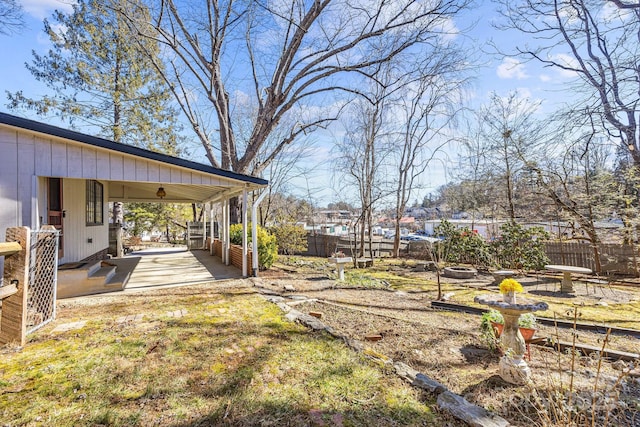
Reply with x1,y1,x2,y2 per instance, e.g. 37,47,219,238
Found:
26,228,59,334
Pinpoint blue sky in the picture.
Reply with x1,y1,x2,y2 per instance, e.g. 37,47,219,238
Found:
0,0,581,205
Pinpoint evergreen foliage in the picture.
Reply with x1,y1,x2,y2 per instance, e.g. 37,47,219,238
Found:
229,223,278,270
270,224,308,255
491,222,550,270
7,0,182,153
433,220,495,268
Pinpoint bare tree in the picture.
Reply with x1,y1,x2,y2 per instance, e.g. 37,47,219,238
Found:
390,53,467,257
495,0,640,168
334,91,391,262
119,0,470,219
524,117,617,272
478,92,545,222
0,0,23,35
607,0,640,9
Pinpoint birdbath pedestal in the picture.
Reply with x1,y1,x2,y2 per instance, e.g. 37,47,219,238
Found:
474,294,548,385
545,264,592,293
328,257,353,281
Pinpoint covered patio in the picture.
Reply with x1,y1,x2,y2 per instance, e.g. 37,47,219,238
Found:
106,246,242,292
0,113,268,299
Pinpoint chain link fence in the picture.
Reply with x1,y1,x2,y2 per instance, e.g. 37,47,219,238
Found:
26,228,59,334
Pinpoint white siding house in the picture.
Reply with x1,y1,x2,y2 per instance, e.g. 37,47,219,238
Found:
0,113,267,266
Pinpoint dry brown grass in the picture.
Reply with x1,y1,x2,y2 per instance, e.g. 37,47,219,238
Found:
264,256,640,426
0,283,454,426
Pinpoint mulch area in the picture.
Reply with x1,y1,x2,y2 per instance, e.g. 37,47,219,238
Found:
254,265,640,426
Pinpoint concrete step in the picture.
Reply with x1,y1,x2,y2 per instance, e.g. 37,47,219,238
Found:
57,262,123,299
87,266,116,283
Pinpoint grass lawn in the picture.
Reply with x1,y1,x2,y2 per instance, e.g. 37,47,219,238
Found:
0,285,445,426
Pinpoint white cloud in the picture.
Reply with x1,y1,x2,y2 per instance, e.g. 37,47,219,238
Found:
600,1,634,24
549,53,580,78
514,87,532,100
22,0,74,20
539,74,552,82
496,57,529,80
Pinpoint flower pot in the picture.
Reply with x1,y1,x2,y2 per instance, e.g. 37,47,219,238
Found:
490,321,504,337
491,322,536,342
519,327,536,342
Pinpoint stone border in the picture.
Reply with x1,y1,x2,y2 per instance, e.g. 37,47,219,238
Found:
262,293,510,427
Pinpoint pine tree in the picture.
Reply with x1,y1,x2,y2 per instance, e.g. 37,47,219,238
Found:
7,0,182,154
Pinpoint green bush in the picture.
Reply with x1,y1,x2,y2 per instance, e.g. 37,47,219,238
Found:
229,223,278,270
270,223,308,255
433,220,495,268
491,222,550,270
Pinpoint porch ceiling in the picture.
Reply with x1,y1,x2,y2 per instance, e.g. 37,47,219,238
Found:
108,181,249,204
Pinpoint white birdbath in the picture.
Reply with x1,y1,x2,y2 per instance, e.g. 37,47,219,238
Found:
545,264,592,293
474,294,548,385
328,256,352,281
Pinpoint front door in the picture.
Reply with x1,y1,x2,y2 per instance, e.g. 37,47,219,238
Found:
47,178,63,257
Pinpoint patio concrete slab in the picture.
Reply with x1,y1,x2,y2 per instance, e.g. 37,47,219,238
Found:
112,246,242,291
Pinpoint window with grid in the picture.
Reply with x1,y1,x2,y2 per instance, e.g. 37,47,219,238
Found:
86,180,104,226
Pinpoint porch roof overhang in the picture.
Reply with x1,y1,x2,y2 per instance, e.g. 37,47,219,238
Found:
108,181,250,204
0,113,268,203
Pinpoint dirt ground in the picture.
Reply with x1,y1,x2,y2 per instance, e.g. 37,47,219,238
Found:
254,262,640,427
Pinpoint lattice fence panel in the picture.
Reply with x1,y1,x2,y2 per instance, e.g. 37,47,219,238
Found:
26,228,59,334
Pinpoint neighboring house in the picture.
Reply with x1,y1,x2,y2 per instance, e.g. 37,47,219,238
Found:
301,223,350,236
0,113,267,294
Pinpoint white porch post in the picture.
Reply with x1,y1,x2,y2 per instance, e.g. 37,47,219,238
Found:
208,203,214,254
223,198,230,265
203,203,208,250
251,190,268,277
241,189,248,277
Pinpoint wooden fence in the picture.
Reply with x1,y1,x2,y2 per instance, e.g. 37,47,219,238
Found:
544,242,638,276
304,234,426,258
303,233,639,276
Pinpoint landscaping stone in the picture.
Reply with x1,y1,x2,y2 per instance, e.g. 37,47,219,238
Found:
283,284,296,292
394,362,447,394
443,266,477,279
288,295,309,301
437,391,510,427
166,309,187,318
51,321,87,333
116,314,144,324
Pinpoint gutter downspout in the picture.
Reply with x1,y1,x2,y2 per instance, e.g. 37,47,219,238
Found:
251,189,268,277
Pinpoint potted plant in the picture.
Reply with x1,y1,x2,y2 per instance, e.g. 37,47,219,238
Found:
480,309,538,351
498,278,524,304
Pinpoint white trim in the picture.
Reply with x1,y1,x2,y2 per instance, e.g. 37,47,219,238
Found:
242,189,248,277
251,189,268,277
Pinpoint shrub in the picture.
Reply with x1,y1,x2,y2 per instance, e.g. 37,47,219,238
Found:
229,223,278,270
270,223,308,255
433,220,495,268
491,222,550,270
